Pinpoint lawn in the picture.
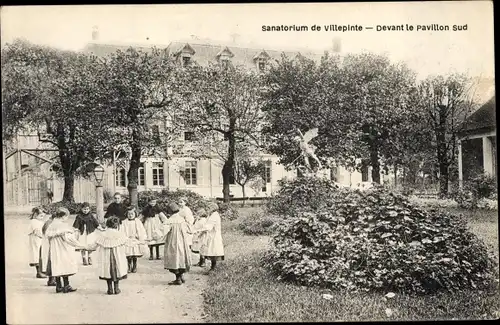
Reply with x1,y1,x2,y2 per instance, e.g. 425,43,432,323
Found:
202,207,500,322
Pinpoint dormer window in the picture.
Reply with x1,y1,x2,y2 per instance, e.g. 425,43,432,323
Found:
258,61,266,72
253,50,271,72
220,58,230,70
216,47,234,69
152,125,160,138
175,43,196,67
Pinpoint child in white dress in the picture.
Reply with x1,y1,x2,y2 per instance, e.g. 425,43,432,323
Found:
191,208,208,267
178,198,195,249
194,202,225,271
28,207,47,278
121,207,148,273
140,199,167,260
86,217,137,295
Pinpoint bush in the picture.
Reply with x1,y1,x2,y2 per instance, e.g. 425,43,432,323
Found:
408,196,459,209
263,182,496,295
266,176,341,217
452,190,479,210
238,211,279,236
136,189,210,215
451,174,498,209
43,201,96,215
218,202,240,221
469,174,497,200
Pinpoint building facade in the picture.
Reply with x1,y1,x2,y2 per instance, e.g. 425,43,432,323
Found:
3,34,376,207
458,96,497,186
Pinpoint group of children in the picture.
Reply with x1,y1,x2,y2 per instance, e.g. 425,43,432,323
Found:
27,194,225,294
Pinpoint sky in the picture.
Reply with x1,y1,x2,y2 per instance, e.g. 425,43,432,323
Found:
1,2,495,85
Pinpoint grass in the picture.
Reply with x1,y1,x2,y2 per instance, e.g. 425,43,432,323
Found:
203,206,500,322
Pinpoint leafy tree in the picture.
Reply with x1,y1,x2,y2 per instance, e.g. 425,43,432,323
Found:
2,39,112,202
173,62,266,203
233,145,267,205
263,52,422,184
335,53,419,184
261,53,336,170
415,73,477,196
98,47,180,207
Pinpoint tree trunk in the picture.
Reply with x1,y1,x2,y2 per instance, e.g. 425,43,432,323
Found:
370,146,381,184
222,117,237,204
58,136,75,203
438,160,449,198
436,108,449,197
127,140,141,208
222,126,236,204
394,164,398,188
62,173,75,203
241,185,246,207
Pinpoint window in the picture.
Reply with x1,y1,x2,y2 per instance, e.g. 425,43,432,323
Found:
139,163,145,186
165,116,173,129
262,160,272,192
116,168,126,187
185,161,197,185
184,131,194,141
361,165,369,182
152,162,164,186
182,56,191,67
152,125,160,138
330,167,338,182
220,59,229,70
258,61,266,72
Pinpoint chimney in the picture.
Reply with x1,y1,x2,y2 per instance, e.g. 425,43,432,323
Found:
332,37,341,53
230,33,240,44
92,26,99,41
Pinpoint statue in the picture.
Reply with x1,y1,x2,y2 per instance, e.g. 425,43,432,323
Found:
292,128,323,174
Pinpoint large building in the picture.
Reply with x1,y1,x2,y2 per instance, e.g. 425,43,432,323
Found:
3,32,379,207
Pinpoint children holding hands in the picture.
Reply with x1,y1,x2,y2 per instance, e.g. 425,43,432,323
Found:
42,207,85,293
85,216,141,295
28,207,47,278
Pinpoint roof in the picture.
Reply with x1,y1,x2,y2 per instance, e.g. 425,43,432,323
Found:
165,41,324,68
460,96,496,136
82,41,168,57
82,39,325,66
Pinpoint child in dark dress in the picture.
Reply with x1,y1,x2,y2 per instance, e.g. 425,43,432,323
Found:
73,202,101,266
104,192,127,224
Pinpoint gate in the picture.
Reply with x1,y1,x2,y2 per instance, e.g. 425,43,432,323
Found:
26,173,48,206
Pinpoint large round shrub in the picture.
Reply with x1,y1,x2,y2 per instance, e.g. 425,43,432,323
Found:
266,176,341,216
238,211,278,235
217,202,240,221
43,201,96,215
263,180,497,295
137,189,210,215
